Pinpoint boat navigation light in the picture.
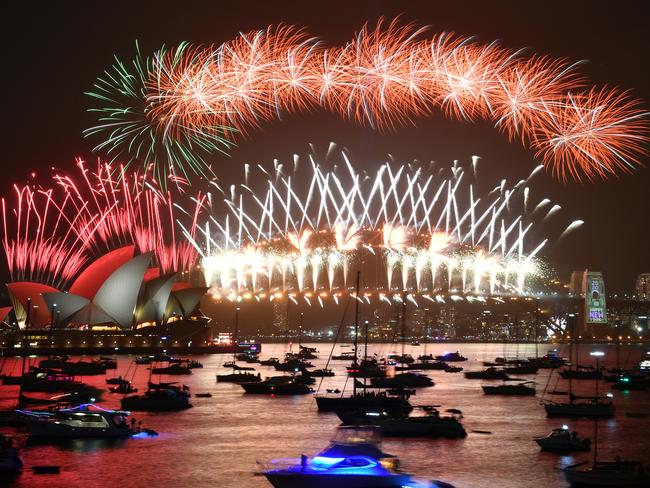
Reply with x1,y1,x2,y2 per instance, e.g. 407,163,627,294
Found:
590,351,605,357
562,425,569,430
606,393,613,398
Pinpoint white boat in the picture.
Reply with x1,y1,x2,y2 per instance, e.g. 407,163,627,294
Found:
534,427,590,452
18,403,135,438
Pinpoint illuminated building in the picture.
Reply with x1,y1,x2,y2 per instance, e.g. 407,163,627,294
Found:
636,273,650,300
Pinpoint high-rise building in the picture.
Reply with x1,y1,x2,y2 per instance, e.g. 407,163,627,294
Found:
569,270,586,295
636,273,650,300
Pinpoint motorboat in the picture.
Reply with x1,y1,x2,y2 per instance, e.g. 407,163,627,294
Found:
528,350,566,369
332,350,357,361
121,383,192,411
612,375,648,391
563,460,649,487
408,361,449,371
464,368,511,380
151,364,192,375
444,366,463,373
18,403,135,438
216,371,262,383
502,364,539,375
417,354,434,361
135,356,152,365
410,340,420,346
297,345,319,359
20,370,94,393
386,353,415,364
315,391,412,415
109,380,138,394
223,362,256,371
305,369,335,377
274,356,313,372
482,380,536,396
259,357,280,366
38,356,70,369
98,357,118,369
534,426,590,452
0,435,23,474
347,358,387,378
240,376,314,395
338,407,466,439
263,427,454,488
60,360,108,376
435,351,467,362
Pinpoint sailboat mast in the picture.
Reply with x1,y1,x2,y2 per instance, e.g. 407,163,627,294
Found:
401,291,407,360
233,305,240,372
352,271,360,397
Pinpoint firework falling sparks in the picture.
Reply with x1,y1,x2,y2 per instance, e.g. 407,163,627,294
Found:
188,148,577,302
1,159,205,287
86,18,649,182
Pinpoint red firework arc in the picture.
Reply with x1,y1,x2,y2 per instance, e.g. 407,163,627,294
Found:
1,159,205,287
143,18,648,181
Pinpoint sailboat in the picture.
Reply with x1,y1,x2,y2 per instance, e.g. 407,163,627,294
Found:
563,394,648,487
543,325,614,418
315,273,412,415
216,305,260,384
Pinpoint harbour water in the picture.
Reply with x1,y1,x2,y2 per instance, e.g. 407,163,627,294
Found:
1,342,648,488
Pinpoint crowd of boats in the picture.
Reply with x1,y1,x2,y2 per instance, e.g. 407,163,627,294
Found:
1,339,649,486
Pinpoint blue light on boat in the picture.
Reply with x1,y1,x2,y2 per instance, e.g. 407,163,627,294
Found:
311,456,345,467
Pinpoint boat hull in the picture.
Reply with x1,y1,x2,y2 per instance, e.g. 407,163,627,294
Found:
315,396,412,414
265,472,409,488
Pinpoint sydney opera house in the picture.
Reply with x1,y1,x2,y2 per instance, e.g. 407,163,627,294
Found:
0,246,213,354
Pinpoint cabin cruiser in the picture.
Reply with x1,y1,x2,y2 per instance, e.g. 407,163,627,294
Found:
151,364,192,375
482,380,536,396
560,366,603,380
297,345,319,359
305,368,335,377
417,354,434,361
0,435,22,474
60,360,108,376
464,368,511,380
534,426,590,452
347,358,387,378
435,351,467,362
262,427,455,488
240,376,313,395
386,353,415,364
274,355,314,372
408,360,449,371
216,371,261,383
121,382,192,411
563,460,649,487
338,407,466,438
18,403,134,438
38,355,70,369
223,361,255,370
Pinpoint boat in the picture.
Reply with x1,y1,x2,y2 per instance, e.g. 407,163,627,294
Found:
305,368,335,377
263,426,453,488
20,370,92,393
135,356,152,365
435,351,467,362
482,380,536,396
108,380,138,394
0,435,23,474
543,349,614,418
528,350,566,369
98,357,118,369
38,355,69,369
366,372,434,388
195,392,212,398
464,368,511,380
223,361,256,371
216,371,262,383
347,358,387,378
418,354,434,361
316,390,412,415
297,345,319,360
410,340,420,346
563,460,650,487
502,364,539,375
18,403,135,438
274,355,313,372
444,366,463,373
60,360,108,376
534,426,590,452
338,406,466,438
332,350,357,361
259,357,280,366
151,363,192,375
121,383,192,411
612,375,648,391
560,367,603,380
386,353,415,364
240,376,314,395
408,361,450,371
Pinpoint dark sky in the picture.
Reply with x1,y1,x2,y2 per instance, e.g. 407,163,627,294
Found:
2,0,649,293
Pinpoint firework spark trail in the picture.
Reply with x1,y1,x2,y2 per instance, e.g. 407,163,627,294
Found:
87,18,649,182
1,160,207,287
193,150,573,299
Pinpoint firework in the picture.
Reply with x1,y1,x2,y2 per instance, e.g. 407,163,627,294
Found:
87,19,649,181
1,159,205,287
189,149,575,302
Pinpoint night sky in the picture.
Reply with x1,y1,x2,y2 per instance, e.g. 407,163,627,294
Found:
2,0,649,293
